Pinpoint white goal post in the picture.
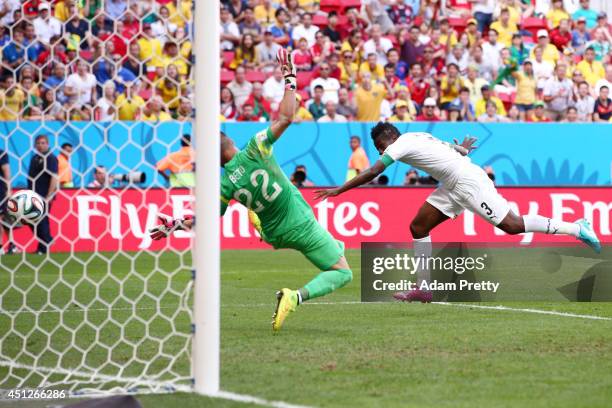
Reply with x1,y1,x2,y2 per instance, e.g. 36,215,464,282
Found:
193,0,221,396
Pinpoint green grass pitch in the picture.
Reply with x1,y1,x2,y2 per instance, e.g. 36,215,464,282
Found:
1,249,612,407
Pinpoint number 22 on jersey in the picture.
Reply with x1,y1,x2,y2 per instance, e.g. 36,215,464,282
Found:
233,169,282,212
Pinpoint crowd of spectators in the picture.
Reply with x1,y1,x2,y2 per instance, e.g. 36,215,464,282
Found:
0,0,194,122
1,1,611,124
220,0,612,123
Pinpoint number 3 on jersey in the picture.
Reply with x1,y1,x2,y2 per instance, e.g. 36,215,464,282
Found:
233,169,282,212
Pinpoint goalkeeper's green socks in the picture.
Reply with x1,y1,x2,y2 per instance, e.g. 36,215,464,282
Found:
297,269,352,303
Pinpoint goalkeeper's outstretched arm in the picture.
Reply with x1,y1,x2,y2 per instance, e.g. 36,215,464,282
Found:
269,48,296,141
150,209,262,241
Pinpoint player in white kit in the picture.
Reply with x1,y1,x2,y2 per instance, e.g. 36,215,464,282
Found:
315,122,601,302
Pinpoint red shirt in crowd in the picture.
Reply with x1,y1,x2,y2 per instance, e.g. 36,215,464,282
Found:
416,113,441,121
99,32,127,56
549,28,571,51
23,0,40,18
310,42,335,62
421,57,445,79
292,49,313,70
405,77,430,105
236,113,261,121
244,93,272,119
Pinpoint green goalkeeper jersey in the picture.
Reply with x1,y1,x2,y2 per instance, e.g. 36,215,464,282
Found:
221,128,314,239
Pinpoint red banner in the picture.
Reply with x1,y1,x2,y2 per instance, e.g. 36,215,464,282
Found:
10,187,612,253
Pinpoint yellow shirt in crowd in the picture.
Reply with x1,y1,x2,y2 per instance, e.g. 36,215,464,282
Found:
341,41,364,66
576,60,605,86
529,43,560,64
295,106,314,121
439,31,458,48
475,96,506,117
359,62,385,82
355,83,387,122
0,89,25,120
513,72,536,105
338,61,359,85
138,37,163,68
546,9,569,28
439,76,463,104
142,111,172,122
116,94,145,120
166,0,192,28
155,79,186,110
254,5,276,24
490,21,518,47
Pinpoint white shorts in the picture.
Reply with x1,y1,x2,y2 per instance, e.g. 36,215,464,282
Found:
426,165,510,226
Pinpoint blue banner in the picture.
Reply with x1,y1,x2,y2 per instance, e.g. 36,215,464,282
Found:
1,121,192,188
223,122,612,186
1,121,610,187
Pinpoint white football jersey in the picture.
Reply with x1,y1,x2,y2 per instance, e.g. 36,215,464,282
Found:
382,132,471,189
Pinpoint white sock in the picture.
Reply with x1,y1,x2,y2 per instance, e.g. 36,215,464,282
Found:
522,215,580,237
414,236,432,286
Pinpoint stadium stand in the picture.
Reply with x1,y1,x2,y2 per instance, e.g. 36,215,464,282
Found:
0,0,611,123
215,0,612,124
0,0,194,122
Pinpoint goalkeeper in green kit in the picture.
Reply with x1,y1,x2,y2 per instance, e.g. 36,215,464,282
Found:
150,48,353,331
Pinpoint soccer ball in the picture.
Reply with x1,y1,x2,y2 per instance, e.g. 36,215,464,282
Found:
7,190,47,225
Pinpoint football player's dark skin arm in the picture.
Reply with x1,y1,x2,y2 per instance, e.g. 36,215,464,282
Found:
269,87,296,141
315,160,386,199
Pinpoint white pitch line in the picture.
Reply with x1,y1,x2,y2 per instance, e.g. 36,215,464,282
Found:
305,300,612,321
0,361,313,408
214,390,314,408
226,300,612,321
433,302,612,321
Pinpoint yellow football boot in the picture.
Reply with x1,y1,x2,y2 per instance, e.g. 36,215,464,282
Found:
272,288,298,331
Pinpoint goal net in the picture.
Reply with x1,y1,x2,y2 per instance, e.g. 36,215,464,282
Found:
0,0,215,398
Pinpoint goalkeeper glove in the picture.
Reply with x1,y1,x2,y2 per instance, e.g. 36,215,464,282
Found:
277,48,296,91
150,215,192,240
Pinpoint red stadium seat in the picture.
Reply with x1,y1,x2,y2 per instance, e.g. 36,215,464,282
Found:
221,69,234,85
520,17,547,38
246,70,266,83
320,0,361,13
223,51,235,69
448,17,468,36
297,71,313,90
313,14,328,28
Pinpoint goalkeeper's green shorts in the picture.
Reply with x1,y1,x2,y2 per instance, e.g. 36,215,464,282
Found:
266,219,345,271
